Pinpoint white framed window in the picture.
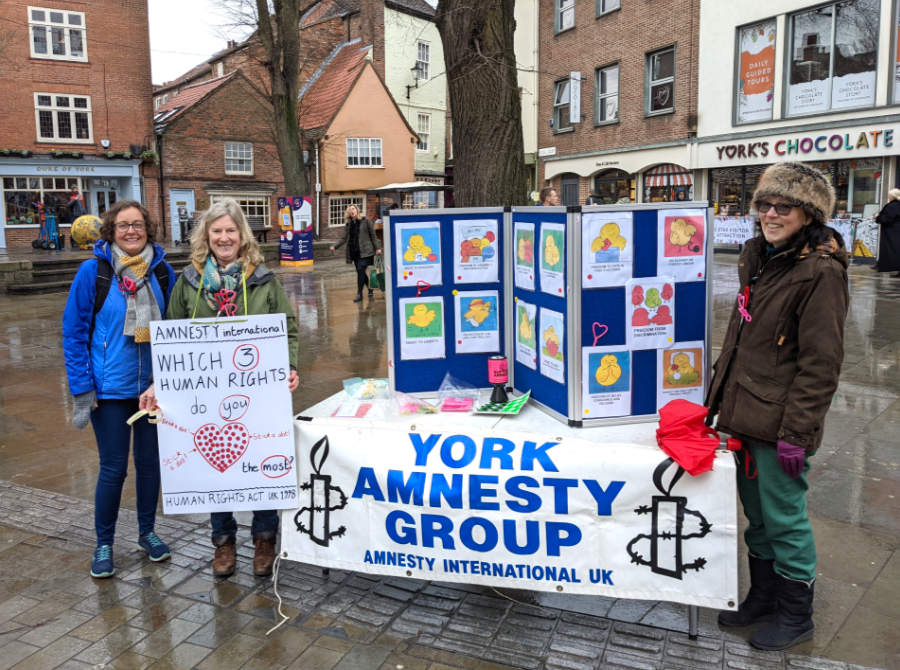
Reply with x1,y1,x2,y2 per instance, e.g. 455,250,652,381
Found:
416,113,431,151
646,46,675,115
34,93,92,143
553,79,571,130
596,0,620,16
29,6,87,61
346,138,382,167
595,63,619,123
555,0,574,32
224,142,253,175
328,195,365,227
416,41,430,80
216,62,224,77
209,192,271,229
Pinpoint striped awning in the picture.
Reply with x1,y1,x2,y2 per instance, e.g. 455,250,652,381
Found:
644,164,692,187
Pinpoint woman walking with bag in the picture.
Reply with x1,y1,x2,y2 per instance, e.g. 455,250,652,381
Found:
706,162,849,651
330,204,381,302
874,188,900,277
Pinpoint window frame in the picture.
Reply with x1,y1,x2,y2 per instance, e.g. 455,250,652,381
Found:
645,46,676,116
733,18,777,126
555,0,575,34
328,195,365,227
346,137,383,168
416,113,431,152
596,0,620,18
224,141,254,176
553,78,572,131
28,6,87,62
208,191,271,229
33,93,93,143
416,41,430,81
594,62,619,125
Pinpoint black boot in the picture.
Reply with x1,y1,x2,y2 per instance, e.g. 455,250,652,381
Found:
750,574,814,651
718,556,777,627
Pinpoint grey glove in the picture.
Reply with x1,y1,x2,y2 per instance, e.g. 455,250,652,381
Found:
72,390,96,429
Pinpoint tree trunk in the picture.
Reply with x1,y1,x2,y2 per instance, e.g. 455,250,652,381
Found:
255,0,308,197
436,0,526,207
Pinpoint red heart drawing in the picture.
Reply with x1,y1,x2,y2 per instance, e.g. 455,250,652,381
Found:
193,423,250,473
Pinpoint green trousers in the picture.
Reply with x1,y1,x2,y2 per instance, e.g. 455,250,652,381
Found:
736,439,816,583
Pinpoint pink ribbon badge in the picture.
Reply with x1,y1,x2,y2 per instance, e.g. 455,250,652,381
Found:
119,276,137,297
591,322,609,346
737,288,752,323
214,288,237,317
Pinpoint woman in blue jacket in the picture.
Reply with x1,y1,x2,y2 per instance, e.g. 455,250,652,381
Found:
63,200,176,578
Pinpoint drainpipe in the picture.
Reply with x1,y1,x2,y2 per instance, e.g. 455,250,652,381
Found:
314,140,321,239
156,133,167,241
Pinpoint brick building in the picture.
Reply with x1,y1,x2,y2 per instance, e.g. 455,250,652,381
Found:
537,0,699,206
152,72,285,244
0,0,155,251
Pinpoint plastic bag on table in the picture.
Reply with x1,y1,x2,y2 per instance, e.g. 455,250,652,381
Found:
436,372,478,412
341,377,390,400
393,392,438,415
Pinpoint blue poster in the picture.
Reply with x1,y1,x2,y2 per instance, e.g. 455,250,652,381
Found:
280,196,314,267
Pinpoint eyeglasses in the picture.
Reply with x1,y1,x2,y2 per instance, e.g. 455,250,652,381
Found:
756,201,795,216
115,221,146,231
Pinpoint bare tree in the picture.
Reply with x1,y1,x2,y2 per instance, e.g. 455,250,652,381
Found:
435,0,526,207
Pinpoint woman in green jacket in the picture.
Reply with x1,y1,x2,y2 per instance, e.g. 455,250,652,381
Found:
147,198,298,580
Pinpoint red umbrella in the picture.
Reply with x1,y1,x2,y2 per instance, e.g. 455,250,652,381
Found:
656,399,740,475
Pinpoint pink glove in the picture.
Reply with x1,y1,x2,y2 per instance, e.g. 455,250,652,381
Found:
776,439,805,478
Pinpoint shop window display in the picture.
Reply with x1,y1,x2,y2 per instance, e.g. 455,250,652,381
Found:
643,164,692,202
3,176,82,226
593,169,633,204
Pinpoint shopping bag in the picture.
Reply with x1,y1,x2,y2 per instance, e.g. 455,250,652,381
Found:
369,267,380,290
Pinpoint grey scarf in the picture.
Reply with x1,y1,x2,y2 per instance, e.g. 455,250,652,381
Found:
111,243,160,343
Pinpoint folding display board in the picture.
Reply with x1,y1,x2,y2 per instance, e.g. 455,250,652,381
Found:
386,208,506,393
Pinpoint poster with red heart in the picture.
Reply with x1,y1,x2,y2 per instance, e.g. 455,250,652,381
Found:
150,314,298,513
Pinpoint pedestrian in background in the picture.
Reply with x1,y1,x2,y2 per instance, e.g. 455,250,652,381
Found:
874,188,900,277
146,198,299,579
330,204,381,303
539,187,560,206
63,200,175,578
705,162,848,651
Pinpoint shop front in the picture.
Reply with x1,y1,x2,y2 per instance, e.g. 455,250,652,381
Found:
0,157,142,250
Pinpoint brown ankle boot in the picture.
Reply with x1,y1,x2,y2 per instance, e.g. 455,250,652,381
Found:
253,534,276,577
212,535,236,578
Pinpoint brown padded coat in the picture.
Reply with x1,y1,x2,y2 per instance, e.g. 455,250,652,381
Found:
705,235,848,453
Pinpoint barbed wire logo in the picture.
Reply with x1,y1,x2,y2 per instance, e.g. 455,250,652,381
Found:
294,435,347,546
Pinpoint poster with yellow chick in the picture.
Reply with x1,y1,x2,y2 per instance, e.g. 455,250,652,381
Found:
657,341,704,409
395,220,443,287
539,222,566,297
454,291,500,354
515,300,537,370
657,208,707,282
453,220,499,284
581,212,633,288
581,347,631,417
399,296,445,360
538,307,565,384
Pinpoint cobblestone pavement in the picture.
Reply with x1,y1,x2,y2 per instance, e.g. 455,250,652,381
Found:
0,254,896,669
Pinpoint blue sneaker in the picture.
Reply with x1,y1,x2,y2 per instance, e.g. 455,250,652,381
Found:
138,532,171,562
90,545,115,578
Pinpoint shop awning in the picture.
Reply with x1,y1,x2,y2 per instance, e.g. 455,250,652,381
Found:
644,164,692,187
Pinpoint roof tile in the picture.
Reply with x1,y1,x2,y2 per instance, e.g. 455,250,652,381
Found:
154,73,235,126
298,42,369,130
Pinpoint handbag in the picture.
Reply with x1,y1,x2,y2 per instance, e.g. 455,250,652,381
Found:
368,266,380,290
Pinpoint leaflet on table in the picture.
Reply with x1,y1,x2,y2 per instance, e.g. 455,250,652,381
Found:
514,221,535,290
454,291,500,354
657,209,706,282
452,219,498,284
657,340,705,410
399,296,445,360
539,306,565,383
395,220,442,287
582,212,633,288
582,346,631,418
539,222,565,297
627,277,675,350
515,299,537,370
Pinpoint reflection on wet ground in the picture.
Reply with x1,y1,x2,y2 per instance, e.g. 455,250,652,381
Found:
0,255,897,667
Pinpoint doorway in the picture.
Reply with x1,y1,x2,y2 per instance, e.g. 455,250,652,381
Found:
560,173,580,207
92,189,117,217
168,189,195,243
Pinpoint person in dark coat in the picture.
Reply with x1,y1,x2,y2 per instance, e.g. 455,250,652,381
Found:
874,188,900,276
706,162,849,652
330,205,382,303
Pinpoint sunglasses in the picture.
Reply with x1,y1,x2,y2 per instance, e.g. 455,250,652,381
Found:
756,201,796,216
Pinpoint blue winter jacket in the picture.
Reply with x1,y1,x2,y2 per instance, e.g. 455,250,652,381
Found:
63,240,176,399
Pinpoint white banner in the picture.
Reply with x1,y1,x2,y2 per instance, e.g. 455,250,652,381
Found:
151,315,298,513
713,216,755,245
281,419,738,609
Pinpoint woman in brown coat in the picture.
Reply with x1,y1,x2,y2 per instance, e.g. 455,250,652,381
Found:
706,162,848,652
330,204,382,303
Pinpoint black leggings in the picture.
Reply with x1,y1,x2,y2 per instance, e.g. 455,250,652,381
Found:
354,257,374,295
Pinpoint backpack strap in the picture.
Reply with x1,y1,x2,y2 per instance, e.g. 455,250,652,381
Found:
89,257,170,344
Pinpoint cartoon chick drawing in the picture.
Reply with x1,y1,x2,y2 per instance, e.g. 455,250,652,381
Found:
595,354,622,386
544,325,560,358
407,303,436,329
668,217,697,248
404,234,433,262
517,235,533,264
592,222,627,253
544,235,561,267
464,298,492,327
666,352,699,385
519,310,533,341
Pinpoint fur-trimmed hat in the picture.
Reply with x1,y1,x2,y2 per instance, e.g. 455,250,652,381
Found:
752,162,835,225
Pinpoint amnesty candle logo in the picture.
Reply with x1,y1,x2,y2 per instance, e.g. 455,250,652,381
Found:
294,436,348,546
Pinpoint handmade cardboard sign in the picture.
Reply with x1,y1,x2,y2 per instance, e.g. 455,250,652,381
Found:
150,314,298,513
